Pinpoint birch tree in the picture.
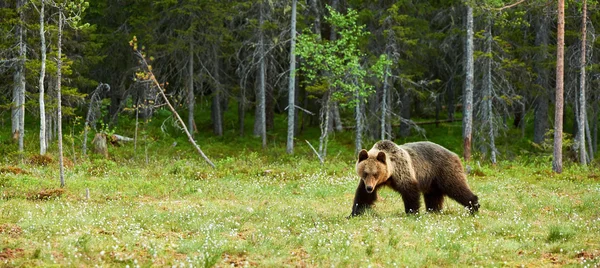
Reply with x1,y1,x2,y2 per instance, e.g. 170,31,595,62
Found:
286,0,297,154
297,6,381,159
36,0,48,155
462,4,474,161
52,0,89,187
256,0,267,148
187,41,195,135
56,8,65,187
12,0,27,152
578,0,588,164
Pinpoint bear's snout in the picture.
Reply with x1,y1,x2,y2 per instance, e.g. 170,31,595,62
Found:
365,185,374,193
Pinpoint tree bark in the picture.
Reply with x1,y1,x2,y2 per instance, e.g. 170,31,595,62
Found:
39,0,47,155
533,8,550,144
211,45,223,136
286,0,297,154
57,11,65,187
355,84,363,155
553,0,565,173
483,17,497,165
187,41,195,135
399,87,411,137
381,64,390,140
256,1,267,148
462,4,474,161
578,0,587,164
12,0,26,152
318,92,331,162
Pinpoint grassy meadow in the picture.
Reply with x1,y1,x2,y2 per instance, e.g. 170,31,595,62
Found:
1,113,600,267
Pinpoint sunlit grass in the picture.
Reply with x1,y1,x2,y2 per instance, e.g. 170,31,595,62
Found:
1,106,600,266
1,150,600,267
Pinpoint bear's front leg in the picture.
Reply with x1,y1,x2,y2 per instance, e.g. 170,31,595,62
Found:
349,180,378,217
400,182,421,214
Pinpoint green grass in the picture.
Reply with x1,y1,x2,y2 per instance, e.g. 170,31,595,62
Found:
1,147,600,266
1,104,599,266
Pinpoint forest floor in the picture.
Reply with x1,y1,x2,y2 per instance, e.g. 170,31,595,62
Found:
1,109,600,266
1,143,600,267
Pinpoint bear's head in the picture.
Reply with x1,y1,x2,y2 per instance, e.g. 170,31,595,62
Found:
356,149,389,193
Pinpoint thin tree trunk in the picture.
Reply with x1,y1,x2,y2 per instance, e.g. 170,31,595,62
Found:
400,87,411,137
381,65,390,140
134,99,139,157
533,8,550,144
328,0,342,133
257,1,267,148
586,117,593,162
188,42,195,135
318,92,331,163
463,5,474,161
12,0,26,152
57,11,65,187
39,0,47,155
578,0,587,164
553,0,565,173
484,18,497,165
239,83,246,136
309,0,321,38
447,78,455,121
211,45,223,136
594,100,598,154
332,103,343,132
286,0,297,154
355,85,363,155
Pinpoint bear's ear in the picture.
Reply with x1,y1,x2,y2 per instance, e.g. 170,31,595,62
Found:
376,151,386,164
358,149,369,162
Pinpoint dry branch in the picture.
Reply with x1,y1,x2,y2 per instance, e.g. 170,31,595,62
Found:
135,51,216,168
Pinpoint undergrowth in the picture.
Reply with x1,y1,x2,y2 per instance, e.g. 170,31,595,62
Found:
1,106,599,266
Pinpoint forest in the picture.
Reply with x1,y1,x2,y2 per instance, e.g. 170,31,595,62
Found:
1,0,600,266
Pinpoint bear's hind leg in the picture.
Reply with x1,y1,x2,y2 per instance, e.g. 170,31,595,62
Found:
424,188,444,212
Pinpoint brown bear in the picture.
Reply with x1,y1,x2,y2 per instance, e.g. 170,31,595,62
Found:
349,140,479,216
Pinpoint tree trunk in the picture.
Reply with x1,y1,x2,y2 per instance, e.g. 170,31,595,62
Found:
578,0,587,165
399,87,411,137
92,133,108,158
447,78,455,121
462,4,474,161
256,1,267,148
593,100,598,154
553,0,565,173
483,18,497,165
12,0,26,152
533,8,550,144
211,45,223,136
309,0,321,38
239,82,246,136
355,84,363,155
39,0,47,155
286,0,297,154
187,42,195,135
57,11,65,187
381,64,390,140
318,92,331,162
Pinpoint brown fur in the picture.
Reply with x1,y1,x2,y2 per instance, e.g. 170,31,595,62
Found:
350,140,479,216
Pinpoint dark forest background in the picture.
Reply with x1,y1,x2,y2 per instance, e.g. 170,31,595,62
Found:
1,0,599,168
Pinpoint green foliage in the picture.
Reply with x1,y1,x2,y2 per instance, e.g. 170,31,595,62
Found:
296,6,378,107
